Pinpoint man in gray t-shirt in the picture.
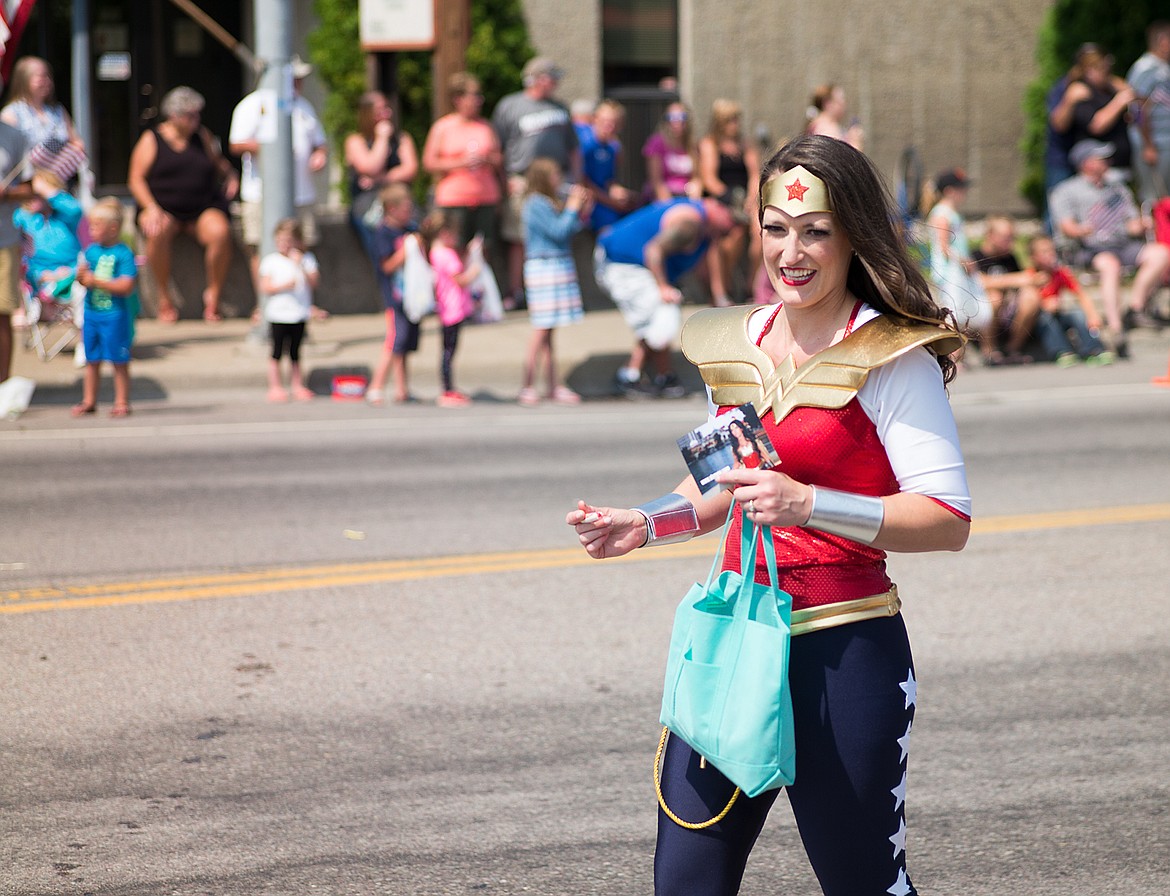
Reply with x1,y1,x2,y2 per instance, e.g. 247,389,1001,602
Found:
1127,21,1170,203
491,57,580,304
1049,138,1170,348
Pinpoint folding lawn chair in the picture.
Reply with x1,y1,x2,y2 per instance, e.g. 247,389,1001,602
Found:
22,277,81,361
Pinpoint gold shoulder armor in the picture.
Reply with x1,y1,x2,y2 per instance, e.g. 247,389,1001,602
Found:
681,306,771,409
682,307,964,421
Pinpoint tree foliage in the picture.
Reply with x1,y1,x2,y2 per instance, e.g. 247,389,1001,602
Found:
1021,0,1158,210
307,0,369,165
309,0,533,199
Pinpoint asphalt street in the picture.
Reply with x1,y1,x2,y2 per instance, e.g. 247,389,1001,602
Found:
3,335,1170,895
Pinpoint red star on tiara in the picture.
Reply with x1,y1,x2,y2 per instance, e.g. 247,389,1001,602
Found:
786,178,809,202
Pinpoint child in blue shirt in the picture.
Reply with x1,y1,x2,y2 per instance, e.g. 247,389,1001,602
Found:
518,158,591,406
366,182,420,405
73,198,137,418
580,100,635,232
13,169,82,302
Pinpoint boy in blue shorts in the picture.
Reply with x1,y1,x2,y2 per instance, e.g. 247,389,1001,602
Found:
73,198,137,417
365,182,421,405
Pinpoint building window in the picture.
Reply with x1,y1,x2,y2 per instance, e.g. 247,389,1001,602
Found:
602,0,678,89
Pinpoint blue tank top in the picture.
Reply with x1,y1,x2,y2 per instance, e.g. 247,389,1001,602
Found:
598,198,709,283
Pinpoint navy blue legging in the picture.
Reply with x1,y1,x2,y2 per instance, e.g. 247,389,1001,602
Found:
654,615,918,896
440,321,462,392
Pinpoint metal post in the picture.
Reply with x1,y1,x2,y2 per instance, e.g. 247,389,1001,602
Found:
71,0,93,205
253,0,295,259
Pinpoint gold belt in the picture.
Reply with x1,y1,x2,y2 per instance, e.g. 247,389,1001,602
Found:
790,586,901,637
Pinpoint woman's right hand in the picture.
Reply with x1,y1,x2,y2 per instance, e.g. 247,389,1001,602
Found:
1062,81,1092,105
567,500,647,560
139,205,171,239
566,184,590,211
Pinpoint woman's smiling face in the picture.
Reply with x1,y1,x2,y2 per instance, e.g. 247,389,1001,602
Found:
760,201,853,310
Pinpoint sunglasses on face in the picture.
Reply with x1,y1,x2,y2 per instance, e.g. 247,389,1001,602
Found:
666,112,688,123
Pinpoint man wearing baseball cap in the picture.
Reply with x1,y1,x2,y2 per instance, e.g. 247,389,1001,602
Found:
492,57,581,307
1049,138,1170,354
229,54,328,309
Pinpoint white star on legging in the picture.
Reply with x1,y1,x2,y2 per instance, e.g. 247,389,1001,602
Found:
887,868,913,896
897,720,912,763
891,770,907,811
889,817,907,857
899,668,917,709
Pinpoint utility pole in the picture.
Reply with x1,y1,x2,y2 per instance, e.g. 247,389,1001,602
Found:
70,0,93,206
431,0,470,120
254,0,295,259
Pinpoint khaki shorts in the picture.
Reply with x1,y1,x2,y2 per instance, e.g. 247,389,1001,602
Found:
0,245,21,314
499,177,526,243
240,200,318,248
593,245,681,352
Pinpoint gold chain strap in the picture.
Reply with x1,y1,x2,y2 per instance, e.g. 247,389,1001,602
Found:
653,726,740,829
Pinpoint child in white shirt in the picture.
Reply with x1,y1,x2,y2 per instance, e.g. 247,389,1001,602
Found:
258,218,325,401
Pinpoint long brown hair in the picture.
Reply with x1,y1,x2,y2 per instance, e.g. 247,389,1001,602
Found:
6,57,56,106
356,91,389,141
418,208,457,256
759,135,959,383
707,99,742,142
524,158,563,210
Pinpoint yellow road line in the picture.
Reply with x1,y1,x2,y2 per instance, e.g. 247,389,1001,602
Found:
4,504,1168,616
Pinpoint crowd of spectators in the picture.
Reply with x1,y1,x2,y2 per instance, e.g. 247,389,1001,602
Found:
1029,20,1170,361
5,19,1170,406
918,18,1170,368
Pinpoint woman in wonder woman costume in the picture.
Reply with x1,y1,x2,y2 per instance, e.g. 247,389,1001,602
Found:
567,134,971,896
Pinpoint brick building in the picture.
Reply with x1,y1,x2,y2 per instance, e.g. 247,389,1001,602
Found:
523,0,1052,215
27,0,1050,215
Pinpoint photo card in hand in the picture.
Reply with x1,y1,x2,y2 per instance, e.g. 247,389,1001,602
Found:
677,403,780,496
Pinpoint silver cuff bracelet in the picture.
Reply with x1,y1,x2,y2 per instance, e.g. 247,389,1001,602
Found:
803,486,885,545
633,493,700,547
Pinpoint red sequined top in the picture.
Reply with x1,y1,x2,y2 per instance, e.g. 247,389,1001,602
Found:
719,303,897,610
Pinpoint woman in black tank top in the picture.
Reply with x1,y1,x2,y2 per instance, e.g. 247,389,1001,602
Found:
343,91,419,263
127,86,238,323
698,99,761,306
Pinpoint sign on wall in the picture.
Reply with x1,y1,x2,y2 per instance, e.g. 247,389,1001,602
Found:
360,0,435,51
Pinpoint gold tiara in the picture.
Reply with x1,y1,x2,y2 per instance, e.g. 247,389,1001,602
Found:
761,165,832,216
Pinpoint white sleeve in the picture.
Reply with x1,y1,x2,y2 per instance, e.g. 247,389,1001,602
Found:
301,252,319,275
228,94,257,144
858,347,972,518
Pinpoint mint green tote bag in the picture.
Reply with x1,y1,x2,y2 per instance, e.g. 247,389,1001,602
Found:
658,508,796,805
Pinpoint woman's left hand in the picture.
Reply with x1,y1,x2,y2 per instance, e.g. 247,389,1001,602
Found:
714,467,814,528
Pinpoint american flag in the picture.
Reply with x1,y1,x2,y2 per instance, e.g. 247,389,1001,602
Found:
1148,83,1170,110
0,0,37,85
1087,192,1131,244
28,136,86,182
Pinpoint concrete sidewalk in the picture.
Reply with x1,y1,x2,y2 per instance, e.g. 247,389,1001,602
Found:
8,306,652,408
10,300,1170,413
